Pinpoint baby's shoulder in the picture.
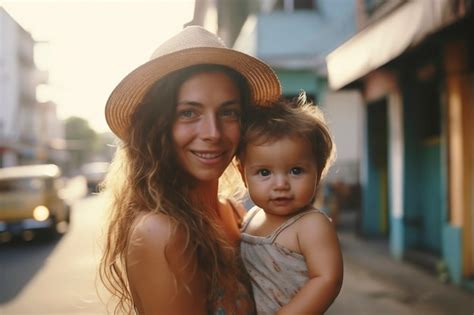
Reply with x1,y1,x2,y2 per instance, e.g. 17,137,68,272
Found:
298,209,331,223
243,205,260,220
242,206,263,227
292,210,337,245
293,210,333,233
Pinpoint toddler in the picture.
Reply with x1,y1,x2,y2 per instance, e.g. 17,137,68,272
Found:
238,96,343,315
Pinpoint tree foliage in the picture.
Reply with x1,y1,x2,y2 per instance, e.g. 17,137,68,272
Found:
64,116,98,170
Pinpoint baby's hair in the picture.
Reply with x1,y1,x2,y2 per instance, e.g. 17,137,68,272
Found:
238,94,336,184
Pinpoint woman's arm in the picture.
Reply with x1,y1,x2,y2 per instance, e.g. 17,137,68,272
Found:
277,212,343,315
126,213,207,315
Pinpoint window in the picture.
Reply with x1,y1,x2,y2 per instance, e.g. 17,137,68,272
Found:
274,0,316,11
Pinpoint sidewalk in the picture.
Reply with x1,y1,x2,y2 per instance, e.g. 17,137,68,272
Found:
326,227,474,315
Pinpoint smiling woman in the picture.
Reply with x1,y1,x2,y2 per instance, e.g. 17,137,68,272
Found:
99,26,281,314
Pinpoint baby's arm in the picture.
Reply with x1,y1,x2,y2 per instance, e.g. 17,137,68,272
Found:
277,212,343,315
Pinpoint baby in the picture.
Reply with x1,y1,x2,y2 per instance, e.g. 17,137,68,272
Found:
238,96,343,314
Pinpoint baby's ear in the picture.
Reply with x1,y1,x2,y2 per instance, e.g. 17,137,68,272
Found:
235,159,247,188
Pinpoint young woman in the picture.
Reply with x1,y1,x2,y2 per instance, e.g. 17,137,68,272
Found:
99,26,281,314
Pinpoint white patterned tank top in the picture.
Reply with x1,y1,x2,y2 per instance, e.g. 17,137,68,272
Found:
240,207,330,315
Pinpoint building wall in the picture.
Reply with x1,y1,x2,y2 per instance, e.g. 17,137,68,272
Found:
443,39,474,280
325,0,474,288
0,8,21,166
324,90,364,185
0,10,20,139
0,8,47,167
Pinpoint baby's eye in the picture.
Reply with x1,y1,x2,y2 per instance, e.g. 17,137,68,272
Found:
290,167,303,175
258,169,271,177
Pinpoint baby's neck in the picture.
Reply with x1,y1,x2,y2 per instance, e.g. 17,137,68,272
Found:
264,205,312,222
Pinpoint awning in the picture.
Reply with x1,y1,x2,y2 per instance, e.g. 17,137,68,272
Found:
326,0,469,90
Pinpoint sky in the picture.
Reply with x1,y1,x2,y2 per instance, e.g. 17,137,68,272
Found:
2,0,195,133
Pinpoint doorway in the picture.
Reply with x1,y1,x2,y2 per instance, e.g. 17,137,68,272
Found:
364,98,390,237
404,74,443,255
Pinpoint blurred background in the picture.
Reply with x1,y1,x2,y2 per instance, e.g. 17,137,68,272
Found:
1,0,473,314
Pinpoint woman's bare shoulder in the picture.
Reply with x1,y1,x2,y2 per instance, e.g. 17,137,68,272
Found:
126,212,206,314
126,212,175,270
129,212,175,246
128,212,188,260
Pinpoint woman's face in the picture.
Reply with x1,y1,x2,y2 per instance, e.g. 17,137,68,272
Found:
172,71,242,182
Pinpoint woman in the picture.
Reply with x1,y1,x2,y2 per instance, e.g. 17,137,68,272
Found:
99,26,281,314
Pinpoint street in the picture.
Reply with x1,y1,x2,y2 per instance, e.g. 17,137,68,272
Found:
0,195,109,315
1,196,473,314
327,229,474,315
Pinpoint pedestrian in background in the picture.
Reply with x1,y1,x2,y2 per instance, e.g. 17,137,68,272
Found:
99,26,281,314
238,96,343,314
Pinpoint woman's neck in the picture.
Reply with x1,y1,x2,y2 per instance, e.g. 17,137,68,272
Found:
190,179,220,214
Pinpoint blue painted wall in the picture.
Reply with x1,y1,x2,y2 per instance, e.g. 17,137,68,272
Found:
390,217,404,259
276,69,318,96
443,225,463,284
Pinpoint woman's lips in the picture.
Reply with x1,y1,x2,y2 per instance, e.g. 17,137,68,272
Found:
192,151,224,159
192,150,226,165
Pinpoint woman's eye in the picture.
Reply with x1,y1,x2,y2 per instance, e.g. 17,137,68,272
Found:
220,108,241,120
290,167,303,175
258,169,270,177
177,110,196,119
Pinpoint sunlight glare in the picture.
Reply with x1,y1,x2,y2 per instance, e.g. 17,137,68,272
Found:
2,1,195,132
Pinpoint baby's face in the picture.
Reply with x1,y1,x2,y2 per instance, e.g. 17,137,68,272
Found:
242,136,318,218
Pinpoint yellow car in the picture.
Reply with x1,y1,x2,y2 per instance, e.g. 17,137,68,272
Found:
0,164,71,242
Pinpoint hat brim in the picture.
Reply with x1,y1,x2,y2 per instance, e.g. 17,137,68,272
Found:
105,47,281,140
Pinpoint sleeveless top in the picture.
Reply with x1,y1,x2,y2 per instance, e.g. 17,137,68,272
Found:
240,207,330,315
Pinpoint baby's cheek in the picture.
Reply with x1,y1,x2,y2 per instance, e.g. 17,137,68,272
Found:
248,185,266,207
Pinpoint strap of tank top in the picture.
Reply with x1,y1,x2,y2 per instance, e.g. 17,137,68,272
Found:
269,208,328,243
240,206,260,232
228,199,244,228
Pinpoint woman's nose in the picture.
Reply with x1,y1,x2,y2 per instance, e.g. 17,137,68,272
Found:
200,114,221,141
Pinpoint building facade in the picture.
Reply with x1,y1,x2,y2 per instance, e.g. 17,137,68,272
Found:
0,8,63,167
327,0,474,288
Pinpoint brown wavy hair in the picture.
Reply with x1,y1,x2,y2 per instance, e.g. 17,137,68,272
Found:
99,64,250,314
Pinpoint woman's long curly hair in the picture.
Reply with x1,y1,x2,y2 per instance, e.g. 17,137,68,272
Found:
99,64,250,314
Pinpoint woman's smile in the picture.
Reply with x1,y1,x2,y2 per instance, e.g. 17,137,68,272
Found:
172,71,242,182
191,150,227,165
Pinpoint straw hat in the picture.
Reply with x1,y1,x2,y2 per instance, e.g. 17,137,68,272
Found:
105,25,281,140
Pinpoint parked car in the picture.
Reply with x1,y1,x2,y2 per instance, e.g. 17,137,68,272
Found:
0,164,71,242
80,162,110,193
